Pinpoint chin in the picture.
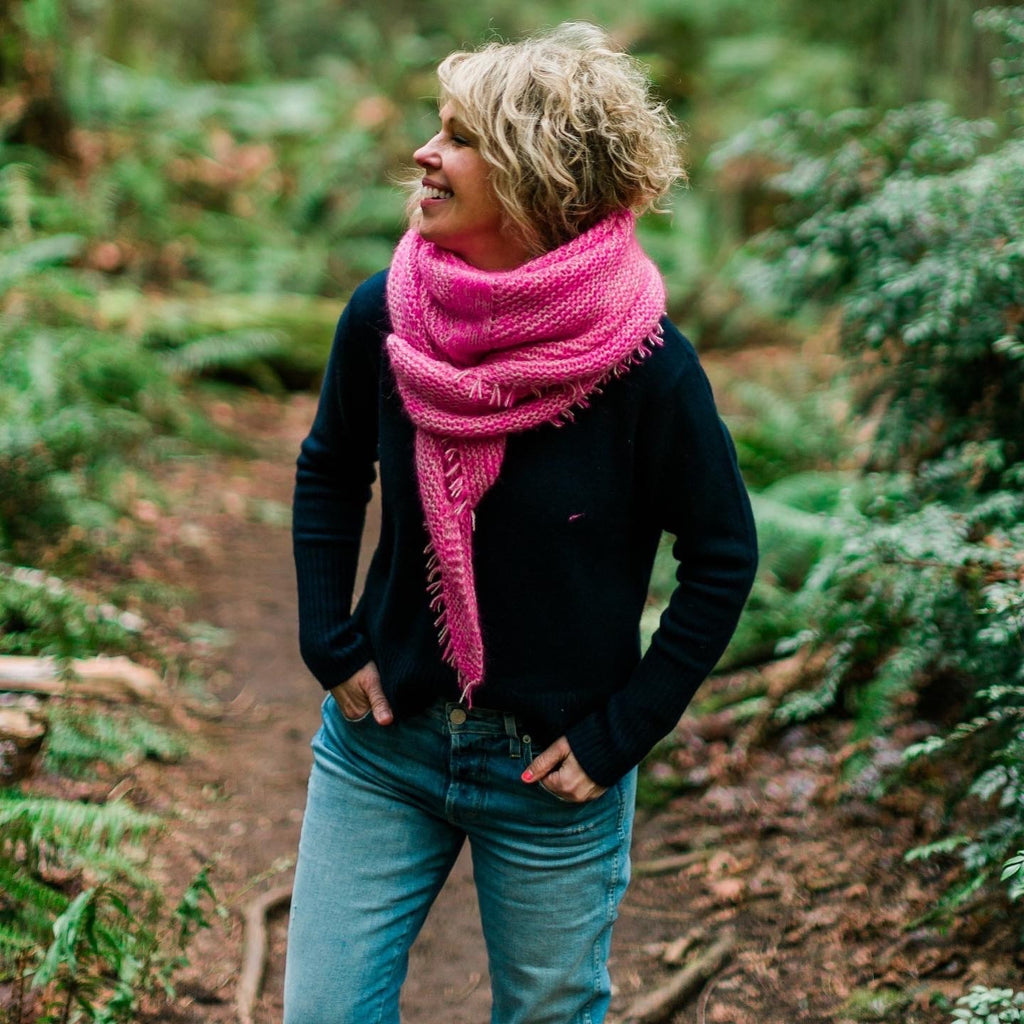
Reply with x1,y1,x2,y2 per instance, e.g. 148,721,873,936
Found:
416,226,457,256
414,218,440,243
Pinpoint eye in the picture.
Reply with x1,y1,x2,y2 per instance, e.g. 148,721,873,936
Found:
451,134,471,147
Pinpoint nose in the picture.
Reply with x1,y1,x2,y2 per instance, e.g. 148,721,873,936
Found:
414,133,441,169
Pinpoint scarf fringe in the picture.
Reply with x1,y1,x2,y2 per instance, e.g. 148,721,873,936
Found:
424,536,481,706
551,326,664,429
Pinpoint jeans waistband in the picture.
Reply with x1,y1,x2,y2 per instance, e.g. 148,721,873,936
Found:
425,698,532,744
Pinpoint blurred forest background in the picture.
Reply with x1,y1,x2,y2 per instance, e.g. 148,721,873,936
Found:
1,0,1023,1021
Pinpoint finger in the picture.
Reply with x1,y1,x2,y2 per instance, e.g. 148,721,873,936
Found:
360,669,393,726
330,685,369,720
521,736,570,783
542,751,608,803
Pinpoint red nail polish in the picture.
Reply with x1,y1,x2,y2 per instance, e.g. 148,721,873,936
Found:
521,770,534,783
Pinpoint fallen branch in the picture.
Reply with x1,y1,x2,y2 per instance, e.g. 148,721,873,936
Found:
620,932,735,1024
0,655,167,705
632,849,707,878
236,884,292,1024
662,926,707,966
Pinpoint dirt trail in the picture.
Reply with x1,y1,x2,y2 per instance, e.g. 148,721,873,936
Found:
152,392,491,1024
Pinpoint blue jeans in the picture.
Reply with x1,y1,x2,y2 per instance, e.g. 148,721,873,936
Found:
283,696,637,1024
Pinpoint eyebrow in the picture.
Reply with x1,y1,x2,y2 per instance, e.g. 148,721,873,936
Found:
442,112,473,137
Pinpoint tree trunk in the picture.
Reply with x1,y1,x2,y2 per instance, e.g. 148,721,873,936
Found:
204,0,257,82
0,0,76,163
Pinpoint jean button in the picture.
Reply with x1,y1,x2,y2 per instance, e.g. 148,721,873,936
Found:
449,707,468,725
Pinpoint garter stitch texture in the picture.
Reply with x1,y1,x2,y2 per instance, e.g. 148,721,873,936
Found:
385,210,666,704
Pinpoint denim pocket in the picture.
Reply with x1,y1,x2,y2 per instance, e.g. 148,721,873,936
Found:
537,779,574,804
522,736,582,805
340,708,372,724
324,693,372,724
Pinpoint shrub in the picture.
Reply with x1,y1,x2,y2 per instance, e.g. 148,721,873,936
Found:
714,7,1024,912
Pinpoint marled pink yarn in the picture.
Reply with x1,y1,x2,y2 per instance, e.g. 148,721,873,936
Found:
385,210,665,704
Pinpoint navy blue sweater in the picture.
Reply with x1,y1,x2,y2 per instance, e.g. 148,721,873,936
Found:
293,270,758,786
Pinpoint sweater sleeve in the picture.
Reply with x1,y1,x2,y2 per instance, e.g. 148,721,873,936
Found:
566,322,758,786
292,272,387,690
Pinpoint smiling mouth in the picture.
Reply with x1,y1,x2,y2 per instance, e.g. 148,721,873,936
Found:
422,186,454,200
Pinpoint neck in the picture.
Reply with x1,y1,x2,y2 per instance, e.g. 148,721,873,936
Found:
447,238,534,272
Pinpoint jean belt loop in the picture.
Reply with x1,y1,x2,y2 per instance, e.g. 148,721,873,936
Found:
503,712,521,759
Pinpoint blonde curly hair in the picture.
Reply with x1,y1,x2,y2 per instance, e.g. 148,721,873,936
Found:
412,22,686,257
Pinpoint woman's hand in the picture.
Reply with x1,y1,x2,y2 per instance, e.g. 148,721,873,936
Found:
329,661,393,725
521,736,606,803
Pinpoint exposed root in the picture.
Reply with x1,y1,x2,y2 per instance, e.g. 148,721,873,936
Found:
618,931,736,1024
235,883,292,1024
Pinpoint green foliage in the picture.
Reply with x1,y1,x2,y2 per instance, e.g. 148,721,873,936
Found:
719,102,1024,472
952,985,1024,1023
0,790,215,1022
156,328,288,392
778,476,1023,727
0,565,145,660
0,789,159,862
0,283,171,561
29,873,213,1023
722,483,843,667
44,705,186,778
59,56,408,297
0,164,289,563
976,6,1024,122
0,232,83,290
727,379,853,489
716,10,1024,936
0,125,226,1023
18,0,63,42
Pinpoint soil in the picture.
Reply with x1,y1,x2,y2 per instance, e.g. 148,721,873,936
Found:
70,389,1022,1023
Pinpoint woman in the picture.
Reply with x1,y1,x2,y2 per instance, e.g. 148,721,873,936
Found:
285,22,757,1024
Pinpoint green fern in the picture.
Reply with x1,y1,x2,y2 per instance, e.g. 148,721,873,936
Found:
20,872,215,1024
717,15,1024,928
0,234,84,294
0,788,216,1021
0,791,161,861
158,327,285,378
728,378,852,488
748,489,841,589
44,706,186,778
0,564,146,661
0,922,37,955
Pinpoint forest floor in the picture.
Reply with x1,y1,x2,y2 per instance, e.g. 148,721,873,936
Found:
117,386,1020,1024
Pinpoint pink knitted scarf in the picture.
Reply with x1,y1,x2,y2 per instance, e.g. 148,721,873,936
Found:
385,210,665,704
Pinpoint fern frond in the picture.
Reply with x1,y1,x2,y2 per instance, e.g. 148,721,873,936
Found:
0,793,161,855
0,923,37,954
748,491,839,589
159,329,284,377
44,707,185,778
904,835,971,863
729,378,851,487
0,866,71,918
0,162,34,240
0,235,84,295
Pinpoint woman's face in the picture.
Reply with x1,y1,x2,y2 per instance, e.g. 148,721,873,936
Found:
412,104,531,271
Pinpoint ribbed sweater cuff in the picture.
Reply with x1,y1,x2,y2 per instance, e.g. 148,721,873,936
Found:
566,651,699,788
306,634,373,692
293,539,370,691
